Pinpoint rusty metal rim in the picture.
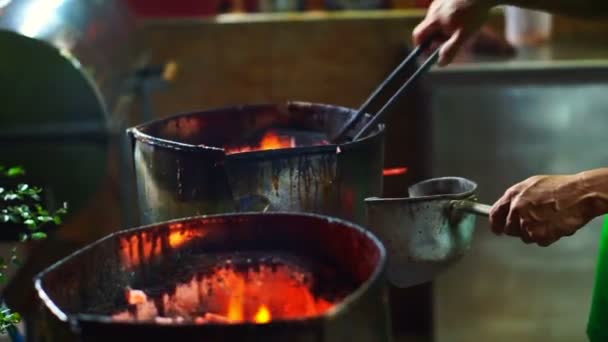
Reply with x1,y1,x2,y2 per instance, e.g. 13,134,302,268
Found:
364,177,479,203
34,212,387,329
127,102,385,158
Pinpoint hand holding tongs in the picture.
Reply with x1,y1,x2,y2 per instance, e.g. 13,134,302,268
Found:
332,38,441,143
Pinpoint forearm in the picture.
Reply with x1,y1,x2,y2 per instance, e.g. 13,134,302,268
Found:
494,0,608,19
577,168,608,217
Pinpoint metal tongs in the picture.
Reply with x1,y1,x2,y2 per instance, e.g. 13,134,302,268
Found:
332,39,441,143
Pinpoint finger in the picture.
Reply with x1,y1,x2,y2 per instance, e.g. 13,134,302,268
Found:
489,199,510,235
438,29,466,66
413,17,443,46
519,218,534,244
504,208,522,237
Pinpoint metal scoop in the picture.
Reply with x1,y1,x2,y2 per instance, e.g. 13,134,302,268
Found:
364,177,490,288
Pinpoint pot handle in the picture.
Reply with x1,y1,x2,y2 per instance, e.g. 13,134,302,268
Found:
450,200,491,217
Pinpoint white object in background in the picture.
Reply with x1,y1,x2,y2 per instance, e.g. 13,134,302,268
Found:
505,6,552,47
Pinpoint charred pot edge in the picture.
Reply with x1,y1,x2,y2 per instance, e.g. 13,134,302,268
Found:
127,102,385,159
33,212,387,328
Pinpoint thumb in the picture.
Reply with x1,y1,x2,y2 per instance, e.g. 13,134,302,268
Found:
438,29,466,66
413,18,440,47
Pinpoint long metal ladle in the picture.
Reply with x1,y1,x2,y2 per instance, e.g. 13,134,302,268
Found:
365,177,491,288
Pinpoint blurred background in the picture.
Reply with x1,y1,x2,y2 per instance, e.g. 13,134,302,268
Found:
1,0,608,341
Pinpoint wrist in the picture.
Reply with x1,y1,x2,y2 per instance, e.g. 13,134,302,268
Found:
576,168,608,217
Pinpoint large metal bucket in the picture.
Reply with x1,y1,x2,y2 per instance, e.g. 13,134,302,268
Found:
34,213,391,342
365,177,490,288
128,102,385,225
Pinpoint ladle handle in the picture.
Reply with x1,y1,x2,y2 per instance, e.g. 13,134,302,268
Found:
451,200,491,217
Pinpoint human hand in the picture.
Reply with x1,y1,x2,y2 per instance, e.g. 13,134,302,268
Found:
413,0,499,65
490,173,607,246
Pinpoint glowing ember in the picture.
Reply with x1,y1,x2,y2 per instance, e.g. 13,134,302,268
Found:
112,263,340,325
254,305,271,324
127,289,147,305
383,167,408,176
119,224,209,268
224,129,330,155
225,130,296,155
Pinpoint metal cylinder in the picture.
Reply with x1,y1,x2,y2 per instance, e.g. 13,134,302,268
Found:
128,102,385,226
34,213,391,342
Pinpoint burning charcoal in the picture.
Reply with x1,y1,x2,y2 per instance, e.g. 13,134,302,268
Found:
126,288,148,305
112,311,134,322
223,129,329,155
154,317,175,325
201,312,232,324
109,253,356,325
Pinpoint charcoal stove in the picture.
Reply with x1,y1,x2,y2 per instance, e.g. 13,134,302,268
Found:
128,101,385,226
34,213,391,342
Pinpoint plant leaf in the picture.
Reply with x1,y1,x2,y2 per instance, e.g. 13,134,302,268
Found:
37,216,53,223
6,166,25,177
3,193,19,201
31,232,47,240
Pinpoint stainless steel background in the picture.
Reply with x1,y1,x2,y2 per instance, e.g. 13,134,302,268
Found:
429,68,608,342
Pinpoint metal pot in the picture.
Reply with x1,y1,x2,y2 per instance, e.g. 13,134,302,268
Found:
128,102,385,226
364,177,490,288
34,213,391,342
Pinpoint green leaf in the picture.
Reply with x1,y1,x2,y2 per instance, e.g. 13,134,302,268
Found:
53,215,62,225
17,184,28,192
23,219,35,226
7,214,18,223
3,193,19,201
6,166,25,177
31,232,47,240
19,233,28,242
37,216,53,223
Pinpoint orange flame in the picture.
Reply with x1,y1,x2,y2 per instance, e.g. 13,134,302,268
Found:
254,305,271,324
119,224,208,268
127,289,148,305
225,130,296,155
112,264,338,324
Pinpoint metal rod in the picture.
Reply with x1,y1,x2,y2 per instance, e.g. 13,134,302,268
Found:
452,200,491,217
352,47,440,141
331,40,433,143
